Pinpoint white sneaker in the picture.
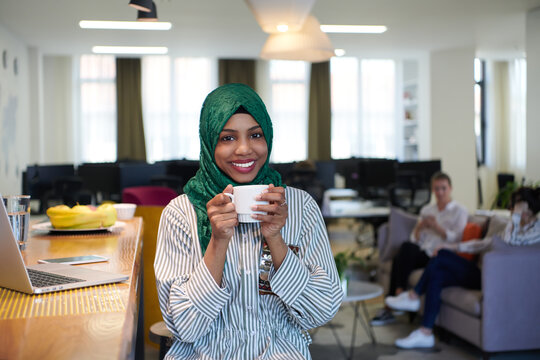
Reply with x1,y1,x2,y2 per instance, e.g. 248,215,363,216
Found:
385,292,420,312
395,329,435,349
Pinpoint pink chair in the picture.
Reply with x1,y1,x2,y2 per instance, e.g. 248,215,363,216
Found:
122,186,178,206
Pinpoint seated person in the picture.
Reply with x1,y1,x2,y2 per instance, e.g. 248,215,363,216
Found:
371,172,468,325
385,186,540,349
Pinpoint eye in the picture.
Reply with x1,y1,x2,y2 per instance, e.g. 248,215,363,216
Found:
251,132,264,139
220,135,235,142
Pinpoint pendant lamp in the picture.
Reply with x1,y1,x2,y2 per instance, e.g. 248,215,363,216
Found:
138,1,158,21
245,0,316,33
260,15,334,63
129,0,152,12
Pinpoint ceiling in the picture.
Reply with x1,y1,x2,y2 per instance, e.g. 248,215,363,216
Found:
0,0,539,59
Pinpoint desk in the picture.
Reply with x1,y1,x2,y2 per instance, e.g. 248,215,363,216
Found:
324,205,390,254
0,217,143,360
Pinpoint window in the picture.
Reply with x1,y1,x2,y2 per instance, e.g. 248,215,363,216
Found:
474,58,486,164
78,55,117,163
267,60,309,163
507,58,527,172
142,57,217,162
330,58,397,159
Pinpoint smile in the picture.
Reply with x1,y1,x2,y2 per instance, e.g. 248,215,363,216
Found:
232,161,254,168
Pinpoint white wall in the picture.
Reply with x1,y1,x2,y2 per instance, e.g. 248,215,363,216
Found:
526,7,540,181
42,55,75,164
0,24,30,195
429,48,478,212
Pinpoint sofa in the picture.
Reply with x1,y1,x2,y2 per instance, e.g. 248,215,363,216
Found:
376,207,540,358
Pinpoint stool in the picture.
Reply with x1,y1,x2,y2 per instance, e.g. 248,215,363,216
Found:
149,321,173,360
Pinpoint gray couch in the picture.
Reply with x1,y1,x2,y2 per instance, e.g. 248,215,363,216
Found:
376,207,540,358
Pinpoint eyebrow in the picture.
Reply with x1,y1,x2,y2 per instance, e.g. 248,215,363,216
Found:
220,125,261,133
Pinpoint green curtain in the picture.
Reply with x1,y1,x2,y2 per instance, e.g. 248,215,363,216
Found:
308,61,331,161
116,58,147,162
218,59,256,89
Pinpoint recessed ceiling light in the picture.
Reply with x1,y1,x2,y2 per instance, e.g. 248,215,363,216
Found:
320,25,387,34
276,24,289,32
334,49,346,57
80,20,171,30
92,46,168,54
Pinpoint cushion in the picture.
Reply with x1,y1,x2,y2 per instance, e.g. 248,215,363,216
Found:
380,207,418,262
467,214,490,237
440,287,483,317
458,222,483,261
485,215,510,238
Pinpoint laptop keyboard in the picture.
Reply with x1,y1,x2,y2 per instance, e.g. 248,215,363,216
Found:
27,268,85,288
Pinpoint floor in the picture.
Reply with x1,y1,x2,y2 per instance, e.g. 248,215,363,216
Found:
144,219,540,360
144,303,540,359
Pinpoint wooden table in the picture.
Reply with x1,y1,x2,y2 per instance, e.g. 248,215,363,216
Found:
0,217,143,360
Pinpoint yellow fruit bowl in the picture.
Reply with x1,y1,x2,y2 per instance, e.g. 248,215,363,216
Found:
46,204,117,230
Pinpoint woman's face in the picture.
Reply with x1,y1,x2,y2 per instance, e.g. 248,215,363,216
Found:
214,113,268,183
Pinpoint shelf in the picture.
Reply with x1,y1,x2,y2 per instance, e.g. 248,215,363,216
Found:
404,100,417,107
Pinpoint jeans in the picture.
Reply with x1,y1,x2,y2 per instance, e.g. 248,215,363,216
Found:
389,242,430,296
414,249,481,329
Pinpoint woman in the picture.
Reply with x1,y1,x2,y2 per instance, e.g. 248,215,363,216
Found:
154,83,342,359
385,186,540,349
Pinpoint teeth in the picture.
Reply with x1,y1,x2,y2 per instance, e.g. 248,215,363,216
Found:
232,161,254,168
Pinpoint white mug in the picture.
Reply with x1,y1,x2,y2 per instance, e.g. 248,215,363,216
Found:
225,185,269,223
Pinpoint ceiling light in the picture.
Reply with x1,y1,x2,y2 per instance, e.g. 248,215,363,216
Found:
320,25,388,34
92,46,168,54
260,15,334,63
245,0,315,33
138,1,158,21
276,24,289,32
334,49,346,57
129,0,152,12
79,20,171,30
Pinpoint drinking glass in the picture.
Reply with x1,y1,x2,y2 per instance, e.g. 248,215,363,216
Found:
2,195,31,250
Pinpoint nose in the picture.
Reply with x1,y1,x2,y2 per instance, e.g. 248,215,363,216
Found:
235,137,252,155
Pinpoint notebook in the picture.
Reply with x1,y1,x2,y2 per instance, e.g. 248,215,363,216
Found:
0,197,129,294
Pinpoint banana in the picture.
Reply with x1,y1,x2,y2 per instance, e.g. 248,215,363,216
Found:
46,204,118,229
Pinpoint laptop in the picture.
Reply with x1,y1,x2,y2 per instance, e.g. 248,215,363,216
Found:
0,197,129,294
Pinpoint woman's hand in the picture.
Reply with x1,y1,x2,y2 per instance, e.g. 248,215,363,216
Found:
204,185,237,286
206,184,238,244
252,184,288,243
252,184,288,270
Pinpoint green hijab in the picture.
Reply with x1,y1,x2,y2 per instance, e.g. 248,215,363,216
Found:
183,83,283,254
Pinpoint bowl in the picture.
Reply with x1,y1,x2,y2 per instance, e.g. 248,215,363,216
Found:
113,203,137,220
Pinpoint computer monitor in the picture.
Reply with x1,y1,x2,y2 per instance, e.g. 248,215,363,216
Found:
269,162,296,182
333,158,361,190
357,158,397,188
396,160,442,187
118,162,167,190
23,164,76,212
356,158,398,199
77,163,121,202
315,160,336,190
164,160,200,188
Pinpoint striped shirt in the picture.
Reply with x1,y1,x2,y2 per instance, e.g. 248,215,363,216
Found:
154,186,343,359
